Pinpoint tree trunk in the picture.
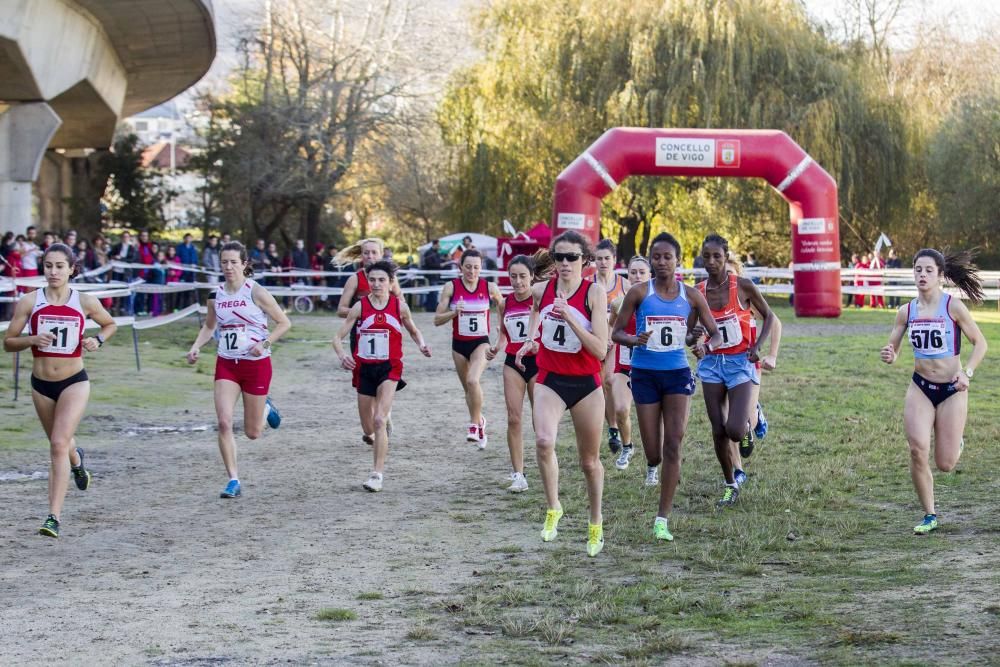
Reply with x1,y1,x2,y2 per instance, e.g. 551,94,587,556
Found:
67,151,111,239
616,214,640,261
304,200,321,251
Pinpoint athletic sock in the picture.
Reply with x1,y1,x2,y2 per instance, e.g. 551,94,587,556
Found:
609,427,619,437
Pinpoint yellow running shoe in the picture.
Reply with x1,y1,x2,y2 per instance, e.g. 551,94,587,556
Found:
540,507,563,542
586,523,604,557
653,517,674,541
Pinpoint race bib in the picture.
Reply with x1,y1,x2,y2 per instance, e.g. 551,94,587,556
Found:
617,344,632,366
910,319,947,354
219,324,249,355
644,315,686,353
358,329,390,360
714,314,743,350
38,314,81,355
504,313,530,343
458,310,488,337
540,313,582,353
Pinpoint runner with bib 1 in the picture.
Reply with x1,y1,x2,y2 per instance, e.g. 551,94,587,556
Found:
434,248,504,449
613,233,721,543
693,234,776,510
334,260,431,493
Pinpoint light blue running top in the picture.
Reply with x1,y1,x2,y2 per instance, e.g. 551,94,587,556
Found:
907,294,959,359
631,279,691,371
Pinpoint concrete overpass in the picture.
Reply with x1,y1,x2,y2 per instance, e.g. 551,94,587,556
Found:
0,0,216,232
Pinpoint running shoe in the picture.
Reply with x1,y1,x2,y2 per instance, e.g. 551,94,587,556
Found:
38,514,59,538
644,466,659,487
716,484,740,508
738,420,755,458
615,444,634,470
477,417,488,450
733,468,748,487
71,446,91,491
540,507,564,542
608,427,623,455
363,472,383,492
265,397,282,429
753,403,768,440
466,423,479,443
586,523,605,557
913,514,938,535
220,479,242,498
362,433,374,445
508,472,528,493
653,517,674,542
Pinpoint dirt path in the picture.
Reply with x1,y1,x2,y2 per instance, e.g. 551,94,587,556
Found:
0,312,539,665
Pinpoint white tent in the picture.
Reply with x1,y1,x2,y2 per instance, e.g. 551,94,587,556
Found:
418,232,498,260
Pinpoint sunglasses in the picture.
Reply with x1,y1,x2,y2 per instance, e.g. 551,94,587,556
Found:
553,252,582,263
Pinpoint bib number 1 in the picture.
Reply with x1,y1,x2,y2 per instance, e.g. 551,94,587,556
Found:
358,329,390,360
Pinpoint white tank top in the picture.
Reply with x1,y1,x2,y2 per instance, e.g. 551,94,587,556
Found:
214,279,270,360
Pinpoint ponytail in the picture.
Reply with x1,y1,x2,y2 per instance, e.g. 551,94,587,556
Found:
334,238,385,266
914,248,985,304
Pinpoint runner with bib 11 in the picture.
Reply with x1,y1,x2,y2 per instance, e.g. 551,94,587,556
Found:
514,231,609,557
4,243,117,538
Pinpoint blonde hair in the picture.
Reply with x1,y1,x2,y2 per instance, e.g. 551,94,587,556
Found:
334,238,385,266
726,252,744,276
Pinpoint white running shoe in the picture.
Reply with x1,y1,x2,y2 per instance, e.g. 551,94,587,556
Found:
363,472,383,492
508,472,528,493
644,466,659,487
615,444,634,470
466,423,479,442
477,417,488,450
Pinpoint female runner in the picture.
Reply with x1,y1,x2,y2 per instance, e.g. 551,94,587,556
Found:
336,238,404,444
592,239,630,454
880,249,987,534
606,255,651,473
515,231,608,557
691,234,775,508
4,243,117,537
333,261,431,492
434,248,503,448
486,255,537,492
612,233,721,541
187,242,291,499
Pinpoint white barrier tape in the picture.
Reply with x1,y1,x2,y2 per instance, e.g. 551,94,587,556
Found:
792,262,842,272
776,156,813,192
583,152,618,191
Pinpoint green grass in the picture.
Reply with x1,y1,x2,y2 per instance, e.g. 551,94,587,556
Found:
314,608,357,622
356,591,384,601
432,302,1000,664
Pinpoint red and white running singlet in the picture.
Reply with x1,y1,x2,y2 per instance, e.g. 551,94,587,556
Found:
614,311,636,373
352,269,371,305
354,294,404,369
696,274,753,355
450,277,490,340
537,280,601,376
214,279,270,360
29,287,85,358
503,292,535,356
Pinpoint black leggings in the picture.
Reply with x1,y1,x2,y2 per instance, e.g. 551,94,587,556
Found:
31,369,89,402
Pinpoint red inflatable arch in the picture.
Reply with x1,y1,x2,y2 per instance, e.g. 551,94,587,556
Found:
551,128,841,317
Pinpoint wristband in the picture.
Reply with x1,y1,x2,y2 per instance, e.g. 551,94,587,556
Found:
95,334,105,347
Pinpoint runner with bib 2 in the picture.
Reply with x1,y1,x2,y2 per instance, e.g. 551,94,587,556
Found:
434,248,504,449
613,233,721,542
514,231,609,557
691,234,775,510
334,261,431,492
486,254,539,492
880,248,988,535
187,242,291,500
